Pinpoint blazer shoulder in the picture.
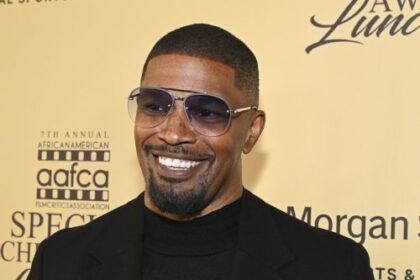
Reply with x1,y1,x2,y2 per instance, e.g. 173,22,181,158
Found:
28,195,144,279
259,196,373,278
40,194,142,252
245,191,356,247
263,198,365,252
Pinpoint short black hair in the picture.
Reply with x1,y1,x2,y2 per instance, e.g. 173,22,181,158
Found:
141,23,259,103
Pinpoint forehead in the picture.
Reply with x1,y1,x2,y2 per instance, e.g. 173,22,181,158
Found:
142,54,241,101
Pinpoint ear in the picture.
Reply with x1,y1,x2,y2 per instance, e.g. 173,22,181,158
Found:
242,110,266,154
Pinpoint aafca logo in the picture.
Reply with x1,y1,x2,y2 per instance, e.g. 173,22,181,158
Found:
36,130,110,208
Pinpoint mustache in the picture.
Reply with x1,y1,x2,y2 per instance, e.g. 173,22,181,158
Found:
144,144,214,159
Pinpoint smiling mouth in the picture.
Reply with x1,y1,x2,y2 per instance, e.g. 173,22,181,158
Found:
157,156,202,170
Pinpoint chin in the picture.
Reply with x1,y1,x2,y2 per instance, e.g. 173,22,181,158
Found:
147,168,212,216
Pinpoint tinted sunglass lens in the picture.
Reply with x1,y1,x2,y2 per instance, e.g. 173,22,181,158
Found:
185,95,230,136
130,88,173,128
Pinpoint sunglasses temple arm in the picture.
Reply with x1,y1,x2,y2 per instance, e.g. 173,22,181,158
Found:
128,87,141,99
231,106,258,116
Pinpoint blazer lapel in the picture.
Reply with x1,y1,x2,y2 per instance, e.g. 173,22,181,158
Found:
81,246,142,280
231,190,295,280
81,194,145,280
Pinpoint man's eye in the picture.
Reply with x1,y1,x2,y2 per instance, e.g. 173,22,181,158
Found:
194,109,226,122
199,109,217,117
146,103,163,111
141,102,167,115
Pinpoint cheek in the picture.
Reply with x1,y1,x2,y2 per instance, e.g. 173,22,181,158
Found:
134,129,143,155
210,132,244,167
134,128,153,163
220,121,249,154
134,125,155,147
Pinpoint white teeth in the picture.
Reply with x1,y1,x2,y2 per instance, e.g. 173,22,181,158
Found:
158,156,200,169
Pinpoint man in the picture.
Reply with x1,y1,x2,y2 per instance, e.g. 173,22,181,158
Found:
28,23,374,280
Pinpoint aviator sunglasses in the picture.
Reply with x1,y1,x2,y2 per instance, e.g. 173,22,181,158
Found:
128,86,258,137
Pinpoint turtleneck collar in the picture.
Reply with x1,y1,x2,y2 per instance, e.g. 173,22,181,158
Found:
143,196,242,256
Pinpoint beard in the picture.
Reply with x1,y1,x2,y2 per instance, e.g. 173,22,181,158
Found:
147,166,212,216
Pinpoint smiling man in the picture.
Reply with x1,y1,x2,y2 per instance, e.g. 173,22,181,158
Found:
28,24,374,280
136,52,260,221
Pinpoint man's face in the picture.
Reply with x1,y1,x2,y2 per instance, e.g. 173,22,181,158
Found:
136,54,262,219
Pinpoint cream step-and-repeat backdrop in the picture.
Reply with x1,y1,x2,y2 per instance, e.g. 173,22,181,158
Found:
0,0,419,279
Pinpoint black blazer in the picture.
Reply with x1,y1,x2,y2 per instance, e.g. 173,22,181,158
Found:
28,190,374,280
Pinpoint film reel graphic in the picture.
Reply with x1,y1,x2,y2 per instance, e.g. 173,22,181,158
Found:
36,150,110,202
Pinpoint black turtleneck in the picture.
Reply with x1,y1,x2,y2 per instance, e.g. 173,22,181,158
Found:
141,197,242,280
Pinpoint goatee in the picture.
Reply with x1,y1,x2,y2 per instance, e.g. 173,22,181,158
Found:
147,168,211,216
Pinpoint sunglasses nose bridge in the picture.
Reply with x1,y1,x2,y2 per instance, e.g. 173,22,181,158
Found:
168,96,188,119
159,93,189,125
173,96,186,102
157,99,197,145
169,96,192,123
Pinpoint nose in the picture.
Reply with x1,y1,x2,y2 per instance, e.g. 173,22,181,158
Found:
156,102,197,145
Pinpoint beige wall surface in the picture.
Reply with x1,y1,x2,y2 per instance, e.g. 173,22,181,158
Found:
0,0,419,279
